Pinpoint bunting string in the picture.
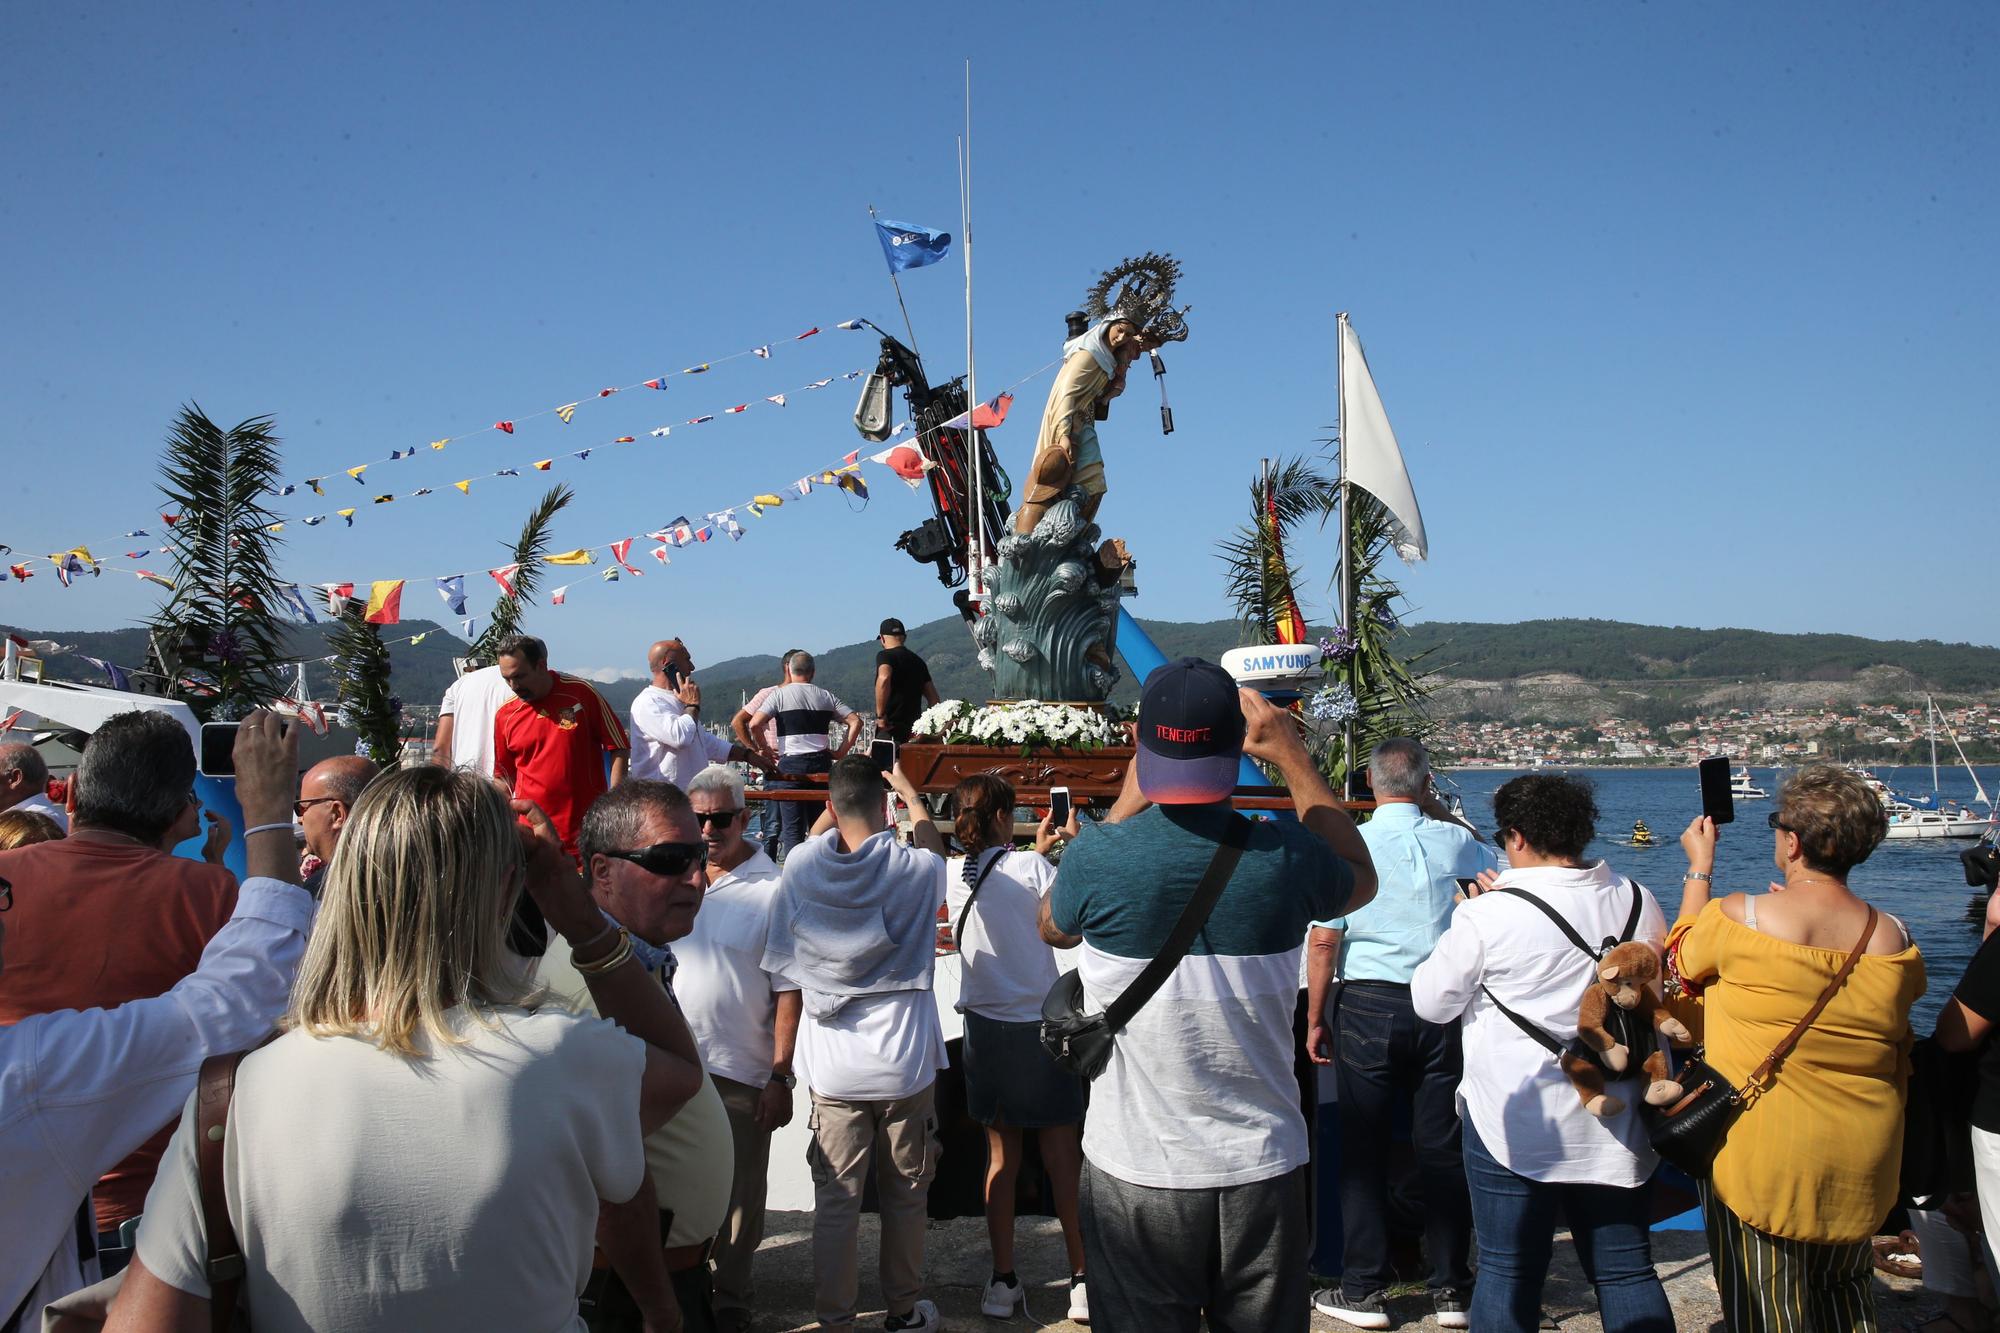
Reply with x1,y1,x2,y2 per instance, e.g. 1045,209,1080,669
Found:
31,317,875,560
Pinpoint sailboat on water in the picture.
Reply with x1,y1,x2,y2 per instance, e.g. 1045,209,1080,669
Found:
1882,696,1994,840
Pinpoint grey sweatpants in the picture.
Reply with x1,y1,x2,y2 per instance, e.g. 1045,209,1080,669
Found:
1079,1159,1310,1333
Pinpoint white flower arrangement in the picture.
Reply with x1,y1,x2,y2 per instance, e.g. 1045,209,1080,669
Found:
910,699,1124,753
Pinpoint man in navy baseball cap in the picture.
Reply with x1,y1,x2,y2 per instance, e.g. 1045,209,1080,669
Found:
1135,658,1246,805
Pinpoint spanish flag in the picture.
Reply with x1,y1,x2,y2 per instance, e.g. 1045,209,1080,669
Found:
365,580,404,625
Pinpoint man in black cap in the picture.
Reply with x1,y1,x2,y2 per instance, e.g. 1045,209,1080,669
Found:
1039,658,1377,1333
873,619,940,745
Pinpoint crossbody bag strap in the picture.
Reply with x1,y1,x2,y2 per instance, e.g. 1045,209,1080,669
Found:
953,848,1008,948
197,1050,250,1333
1493,886,1605,959
1744,906,1877,1091
1478,984,1568,1057
1103,814,1251,1033
1621,880,1645,944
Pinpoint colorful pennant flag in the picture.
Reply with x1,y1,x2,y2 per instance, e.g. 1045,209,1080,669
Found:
650,546,671,565
161,513,181,526
347,465,368,483
598,387,618,398
684,364,709,375
489,564,521,598
610,539,642,576
649,426,671,438
938,392,1016,432
765,394,787,407
806,378,833,390
556,403,578,424
135,570,172,590
373,494,395,505
644,378,666,390
496,421,515,433
533,460,553,471
544,550,596,566
753,345,771,358
325,582,355,614
277,585,319,624
837,319,864,330
337,509,356,526
454,480,472,493
8,564,32,581
550,586,569,606
687,415,713,426
436,574,467,615
302,516,326,526
601,567,619,582
306,479,325,495
838,472,869,500
431,439,450,450
725,404,747,415
365,580,404,625
796,327,819,339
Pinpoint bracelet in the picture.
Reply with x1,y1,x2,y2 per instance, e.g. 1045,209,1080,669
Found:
573,929,635,976
1683,871,1713,883
568,920,618,957
244,822,296,838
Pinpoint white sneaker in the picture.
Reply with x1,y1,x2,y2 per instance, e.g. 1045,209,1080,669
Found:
1067,1276,1090,1324
980,1274,1024,1318
886,1298,941,1331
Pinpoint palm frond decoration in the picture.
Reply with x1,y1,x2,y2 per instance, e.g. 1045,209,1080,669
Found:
1216,456,1338,642
146,405,295,721
469,484,573,662
1324,487,1439,790
328,598,403,769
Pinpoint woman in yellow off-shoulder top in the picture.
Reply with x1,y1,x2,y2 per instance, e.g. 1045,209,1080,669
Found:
1667,764,1924,1333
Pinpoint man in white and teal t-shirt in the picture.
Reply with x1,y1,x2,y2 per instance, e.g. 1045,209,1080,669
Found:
1042,658,1378,1333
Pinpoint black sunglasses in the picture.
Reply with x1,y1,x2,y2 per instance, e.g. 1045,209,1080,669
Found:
599,841,705,877
1767,812,1788,831
695,809,741,828
0,874,12,912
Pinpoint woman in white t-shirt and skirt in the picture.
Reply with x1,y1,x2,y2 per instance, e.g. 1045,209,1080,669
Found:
946,774,1090,1325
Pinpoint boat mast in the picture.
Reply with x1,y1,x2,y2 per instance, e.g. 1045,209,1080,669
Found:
1929,695,1941,795
959,61,983,604
1336,311,1354,797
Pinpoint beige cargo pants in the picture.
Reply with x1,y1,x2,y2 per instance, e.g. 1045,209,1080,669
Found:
807,1084,941,1331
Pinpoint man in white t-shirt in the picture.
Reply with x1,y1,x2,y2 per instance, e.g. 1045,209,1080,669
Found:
678,764,801,1332
429,662,514,775
760,757,946,1333
628,639,773,789
0,743,67,831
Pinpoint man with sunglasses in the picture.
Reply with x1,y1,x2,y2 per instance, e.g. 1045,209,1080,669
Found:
677,764,800,1333
537,780,733,1333
293,755,377,894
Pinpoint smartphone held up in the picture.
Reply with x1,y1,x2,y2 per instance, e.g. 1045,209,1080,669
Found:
1697,755,1736,826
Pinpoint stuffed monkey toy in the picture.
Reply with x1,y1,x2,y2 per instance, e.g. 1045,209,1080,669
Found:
1560,941,1694,1117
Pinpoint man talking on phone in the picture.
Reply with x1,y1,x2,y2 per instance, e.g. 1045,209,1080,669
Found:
1306,738,1495,1330
629,639,774,789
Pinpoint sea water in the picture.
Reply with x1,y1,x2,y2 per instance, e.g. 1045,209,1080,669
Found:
1444,765,1997,1028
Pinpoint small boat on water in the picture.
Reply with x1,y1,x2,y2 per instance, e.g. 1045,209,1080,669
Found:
1730,767,1769,800
1630,819,1656,847
1878,697,1995,841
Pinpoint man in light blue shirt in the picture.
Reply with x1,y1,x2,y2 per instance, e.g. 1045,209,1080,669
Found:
1306,738,1496,1330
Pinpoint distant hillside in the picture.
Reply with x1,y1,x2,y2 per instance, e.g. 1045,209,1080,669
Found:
11,615,1997,733
1395,619,2000,690
2,619,472,713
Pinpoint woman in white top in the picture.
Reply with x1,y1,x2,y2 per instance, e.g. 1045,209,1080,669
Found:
107,767,708,1333
1411,774,1674,1333
945,775,1089,1324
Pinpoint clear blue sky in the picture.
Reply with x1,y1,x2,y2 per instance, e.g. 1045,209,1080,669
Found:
5,1,1996,679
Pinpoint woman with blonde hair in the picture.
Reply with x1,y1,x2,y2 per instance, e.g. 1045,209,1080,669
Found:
0,808,64,849
946,774,1089,1324
1672,763,1925,1332
107,765,708,1333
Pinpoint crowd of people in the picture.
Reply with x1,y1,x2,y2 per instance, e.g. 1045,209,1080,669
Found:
0,623,1990,1333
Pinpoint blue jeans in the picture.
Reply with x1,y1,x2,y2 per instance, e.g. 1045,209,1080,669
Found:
1461,1118,1672,1333
1333,982,1472,1299
771,751,832,859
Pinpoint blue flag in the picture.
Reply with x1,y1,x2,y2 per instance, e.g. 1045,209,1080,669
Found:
81,656,131,691
436,574,467,617
277,584,319,624
874,218,951,273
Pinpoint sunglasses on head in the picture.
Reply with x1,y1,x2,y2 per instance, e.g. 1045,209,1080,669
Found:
599,841,705,877
695,809,741,828
1767,812,1789,831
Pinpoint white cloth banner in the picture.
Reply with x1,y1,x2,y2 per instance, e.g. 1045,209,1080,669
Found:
1339,317,1428,563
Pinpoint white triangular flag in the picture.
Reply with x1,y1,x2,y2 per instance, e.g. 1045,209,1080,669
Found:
1339,316,1428,563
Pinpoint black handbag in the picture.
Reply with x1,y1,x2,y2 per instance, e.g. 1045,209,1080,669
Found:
1039,814,1250,1080
1643,907,1876,1176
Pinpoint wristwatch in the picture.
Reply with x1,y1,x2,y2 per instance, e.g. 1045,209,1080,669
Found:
771,1069,797,1090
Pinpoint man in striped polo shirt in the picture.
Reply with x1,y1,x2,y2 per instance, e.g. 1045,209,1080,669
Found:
745,651,859,859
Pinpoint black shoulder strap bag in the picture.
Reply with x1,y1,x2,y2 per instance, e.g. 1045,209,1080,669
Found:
1477,881,1648,1068
1040,814,1251,1080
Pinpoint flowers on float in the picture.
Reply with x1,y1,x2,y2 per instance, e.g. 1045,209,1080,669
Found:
911,699,1123,752
1319,627,1357,665
1305,682,1359,726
